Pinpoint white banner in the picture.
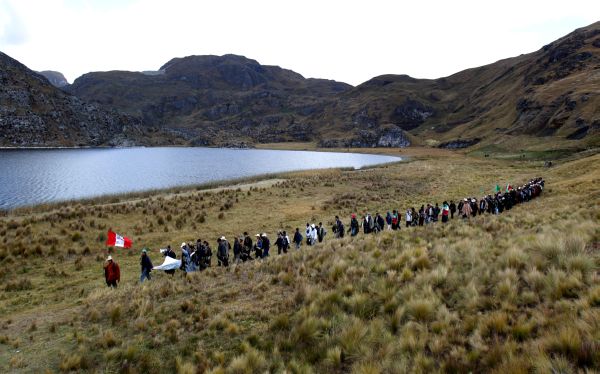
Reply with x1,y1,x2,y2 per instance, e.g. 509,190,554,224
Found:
153,256,181,271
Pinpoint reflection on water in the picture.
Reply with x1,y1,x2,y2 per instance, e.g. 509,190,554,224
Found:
0,147,400,209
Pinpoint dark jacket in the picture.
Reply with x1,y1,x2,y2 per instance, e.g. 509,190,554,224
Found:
275,237,284,250
262,237,270,254
293,231,302,244
140,254,153,272
233,240,242,256
218,241,229,259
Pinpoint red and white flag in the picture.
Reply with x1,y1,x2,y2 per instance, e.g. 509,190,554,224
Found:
106,230,132,248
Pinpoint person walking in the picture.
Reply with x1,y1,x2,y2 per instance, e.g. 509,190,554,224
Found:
317,223,326,243
254,234,263,258
261,233,270,258
449,200,456,219
217,237,229,267
275,232,286,255
385,212,393,230
335,216,345,238
305,223,312,246
441,201,450,223
375,213,385,233
140,249,153,282
391,210,399,230
282,231,290,253
418,206,425,226
243,232,253,256
104,255,120,288
461,198,472,218
180,243,191,275
405,209,412,228
233,237,242,264
433,203,440,222
293,228,303,249
347,214,357,236
309,225,318,245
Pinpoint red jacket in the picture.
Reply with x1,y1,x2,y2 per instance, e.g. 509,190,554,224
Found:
104,261,120,283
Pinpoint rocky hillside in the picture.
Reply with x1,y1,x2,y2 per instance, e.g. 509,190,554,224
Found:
312,21,600,149
0,52,178,147
67,54,351,146
38,70,69,88
3,22,599,149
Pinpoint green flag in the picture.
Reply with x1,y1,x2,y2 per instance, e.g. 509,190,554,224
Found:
495,184,500,193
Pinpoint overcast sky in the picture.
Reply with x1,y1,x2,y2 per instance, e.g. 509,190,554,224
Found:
0,0,598,86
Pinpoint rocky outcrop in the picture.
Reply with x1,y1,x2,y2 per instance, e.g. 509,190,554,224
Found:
437,138,480,149
319,126,410,148
390,98,434,129
0,51,151,147
38,70,69,88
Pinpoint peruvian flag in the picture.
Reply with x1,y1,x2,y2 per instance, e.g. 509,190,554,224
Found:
106,230,132,248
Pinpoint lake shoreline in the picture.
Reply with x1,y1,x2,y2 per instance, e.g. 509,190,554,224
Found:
1,159,407,215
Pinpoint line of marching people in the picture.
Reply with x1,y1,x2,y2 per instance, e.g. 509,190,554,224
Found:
104,177,544,286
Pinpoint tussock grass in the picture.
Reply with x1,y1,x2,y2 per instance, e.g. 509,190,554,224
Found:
0,151,599,372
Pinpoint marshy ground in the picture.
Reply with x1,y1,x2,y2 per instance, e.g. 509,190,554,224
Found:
0,147,598,373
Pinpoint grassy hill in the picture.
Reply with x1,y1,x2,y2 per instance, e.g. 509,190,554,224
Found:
313,21,600,151
0,148,598,372
58,22,600,150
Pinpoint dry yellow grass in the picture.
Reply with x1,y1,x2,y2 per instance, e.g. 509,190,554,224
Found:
0,149,598,372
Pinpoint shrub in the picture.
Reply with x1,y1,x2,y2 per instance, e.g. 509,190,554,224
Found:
110,305,121,325
100,330,119,348
175,356,196,374
9,355,26,368
59,354,88,371
227,347,267,374
4,278,33,292
403,299,437,323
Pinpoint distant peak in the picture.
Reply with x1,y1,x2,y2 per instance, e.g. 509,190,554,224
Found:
38,70,69,87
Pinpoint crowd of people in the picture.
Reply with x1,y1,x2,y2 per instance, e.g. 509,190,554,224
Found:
103,177,545,287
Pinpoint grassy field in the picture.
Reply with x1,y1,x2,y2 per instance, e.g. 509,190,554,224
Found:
0,148,598,373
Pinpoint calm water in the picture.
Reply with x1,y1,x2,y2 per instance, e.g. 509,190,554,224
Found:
0,147,400,209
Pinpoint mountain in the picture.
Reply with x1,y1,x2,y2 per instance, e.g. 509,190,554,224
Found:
0,52,175,147
38,70,69,88
311,21,600,149
4,22,599,149
67,54,352,146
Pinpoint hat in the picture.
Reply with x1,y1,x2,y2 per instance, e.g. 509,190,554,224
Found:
181,242,186,248
107,255,113,261
351,213,356,218
220,236,226,241
255,234,261,237
261,233,267,237
311,224,315,228
142,249,147,253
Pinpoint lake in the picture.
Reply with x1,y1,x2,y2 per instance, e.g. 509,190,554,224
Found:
0,147,400,210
